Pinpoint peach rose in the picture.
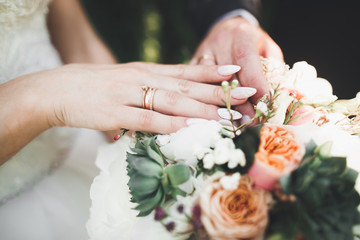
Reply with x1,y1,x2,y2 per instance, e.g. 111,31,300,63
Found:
199,175,272,240
248,125,305,191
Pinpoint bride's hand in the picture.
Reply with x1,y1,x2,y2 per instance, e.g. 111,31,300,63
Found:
0,62,258,162
36,62,255,133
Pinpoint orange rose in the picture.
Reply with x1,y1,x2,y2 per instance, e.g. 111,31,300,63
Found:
199,175,272,240
248,124,305,190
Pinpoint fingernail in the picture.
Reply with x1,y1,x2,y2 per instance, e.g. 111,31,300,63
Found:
217,108,242,120
217,65,241,76
231,87,257,99
218,119,233,126
240,115,252,125
186,118,208,126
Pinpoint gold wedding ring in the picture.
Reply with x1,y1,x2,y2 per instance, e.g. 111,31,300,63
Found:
141,85,157,110
197,54,217,64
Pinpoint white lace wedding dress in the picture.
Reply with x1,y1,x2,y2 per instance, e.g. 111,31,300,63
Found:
0,1,107,239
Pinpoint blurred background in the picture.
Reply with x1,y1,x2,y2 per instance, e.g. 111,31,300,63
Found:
80,0,359,99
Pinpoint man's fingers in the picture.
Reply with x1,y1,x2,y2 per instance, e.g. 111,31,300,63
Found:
263,34,284,62
233,44,269,103
233,101,257,126
196,53,217,65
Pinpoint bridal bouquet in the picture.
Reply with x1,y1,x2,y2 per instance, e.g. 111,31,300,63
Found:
87,58,360,240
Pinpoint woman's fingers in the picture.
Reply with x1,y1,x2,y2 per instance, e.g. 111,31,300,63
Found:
113,106,188,134
151,89,220,119
125,62,240,83
138,74,254,106
123,85,219,119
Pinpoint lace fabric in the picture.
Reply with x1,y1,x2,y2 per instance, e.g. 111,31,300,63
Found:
0,0,50,25
0,0,74,204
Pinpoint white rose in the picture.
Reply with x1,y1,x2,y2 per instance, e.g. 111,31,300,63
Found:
284,61,337,106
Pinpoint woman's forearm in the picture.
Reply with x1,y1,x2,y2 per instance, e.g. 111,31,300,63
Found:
0,74,51,164
47,0,117,64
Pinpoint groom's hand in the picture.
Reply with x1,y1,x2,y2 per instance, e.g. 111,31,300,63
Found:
190,17,283,121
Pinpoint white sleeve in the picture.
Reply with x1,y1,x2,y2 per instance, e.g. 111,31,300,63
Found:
212,8,259,27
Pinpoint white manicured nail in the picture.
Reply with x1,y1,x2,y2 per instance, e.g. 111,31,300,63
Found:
218,119,233,127
231,87,257,99
217,108,242,120
217,65,241,76
186,118,208,126
240,115,252,125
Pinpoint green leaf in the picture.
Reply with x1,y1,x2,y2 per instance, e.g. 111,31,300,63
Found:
234,124,262,171
130,146,147,156
128,155,163,178
279,174,292,194
315,141,333,159
316,157,346,176
135,188,164,216
266,233,286,240
128,174,160,195
304,139,317,159
146,142,164,167
342,168,359,183
268,139,360,240
284,99,302,125
169,186,187,199
165,164,190,186
149,137,162,155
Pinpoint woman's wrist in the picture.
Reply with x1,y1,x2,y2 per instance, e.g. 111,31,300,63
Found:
0,74,52,163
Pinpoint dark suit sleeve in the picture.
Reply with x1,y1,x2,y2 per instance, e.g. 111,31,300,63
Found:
188,0,260,38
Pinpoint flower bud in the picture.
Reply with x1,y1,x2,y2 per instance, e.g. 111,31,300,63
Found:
231,80,239,89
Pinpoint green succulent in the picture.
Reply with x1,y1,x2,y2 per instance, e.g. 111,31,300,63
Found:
267,141,360,240
127,136,191,216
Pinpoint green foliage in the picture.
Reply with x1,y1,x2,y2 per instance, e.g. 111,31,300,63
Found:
127,137,191,216
233,124,263,173
283,100,303,125
268,141,360,240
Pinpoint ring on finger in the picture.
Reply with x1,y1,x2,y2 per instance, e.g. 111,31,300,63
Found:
142,85,158,110
197,54,217,64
